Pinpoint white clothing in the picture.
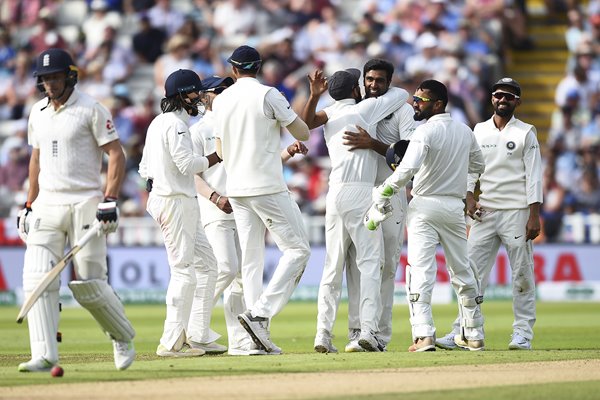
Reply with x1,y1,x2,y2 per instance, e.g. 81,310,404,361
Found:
28,88,118,205
213,76,310,341
346,101,416,344
190,111,233,226
316,87,408,337
468,116,543,210
213,77,297,197
139,109,209,197
384,112,485,341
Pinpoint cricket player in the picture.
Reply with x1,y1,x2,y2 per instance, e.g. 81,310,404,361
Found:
190,74,310,355
301,68,409,352
139,69,221,357
371,80,486,352
212,45,311,354
436,77,542,351
17,48,135,372
342,58,417,352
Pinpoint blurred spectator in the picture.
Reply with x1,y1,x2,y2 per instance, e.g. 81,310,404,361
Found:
573,166,600,213
213,0,258,49
0,27,16,74
28,8,68,54
82,0,122,52
78,61,113,103
85,26,136,84
147,0,185,36
4,50,37,120
404,31,444,77
542,162,567,242
132,15,166,63
153,34,194,96
549,89,587,152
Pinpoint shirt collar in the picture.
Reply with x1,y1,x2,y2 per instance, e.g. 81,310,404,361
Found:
173,108,191,123
427,112,451,122
336,98,357,105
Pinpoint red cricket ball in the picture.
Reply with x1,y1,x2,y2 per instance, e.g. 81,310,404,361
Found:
50,365,64,377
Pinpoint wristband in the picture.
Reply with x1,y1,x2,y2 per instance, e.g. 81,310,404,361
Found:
216,195,222,205
210,191,217,203
104,196,118,203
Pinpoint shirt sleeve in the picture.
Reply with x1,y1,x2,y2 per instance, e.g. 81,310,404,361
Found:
168,121,209,175
397,103,416,140
468,130,485,175
27,110,38,148
359,87,408,125
189,122,205,156
384,126,427,189
264,88,297,126
523,126,544,205
91,101,120,147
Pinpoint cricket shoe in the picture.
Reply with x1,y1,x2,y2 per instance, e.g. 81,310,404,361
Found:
435,332,459,350
113,340,135,370
345,329,365,353
238,310,274,352
156,342,205,357
358,331,385,352
314,329,338,353
228,340,267,356
408,336,436,352
189,340,228,355
508,333,532,350
454,335,485,351
18,357,55,372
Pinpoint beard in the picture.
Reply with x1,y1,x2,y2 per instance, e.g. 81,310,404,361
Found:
494,104,514,117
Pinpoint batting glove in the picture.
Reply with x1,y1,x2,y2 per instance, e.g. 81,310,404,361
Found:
16,202,32,242
364,203,393,231
96,197,119,235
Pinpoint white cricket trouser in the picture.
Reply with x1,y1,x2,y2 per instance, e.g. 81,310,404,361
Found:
147,194,217,349
230,191,310,319
23,197,111,362
317,184,383,335
449,208,536,339
406,195,483,340
346,193,405,343
203,218,250,348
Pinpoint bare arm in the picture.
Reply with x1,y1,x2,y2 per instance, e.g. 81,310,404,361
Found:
101,140,126,199
301,70,329,129
26,148,40,204
281,140,308,162
286,116,310,141
343,125,389,155
194,174,233,214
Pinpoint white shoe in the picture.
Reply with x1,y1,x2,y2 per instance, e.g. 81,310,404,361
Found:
189,341,228,355
435,332,459,350
454,335,485,351
113,340,135,370
345,329,364,353
156,343,205,357
18,357,54,372
314,329,338,353
358,331,384,352
508,333,532,350
408,336,436,352
228,341,267,356
238,311,274,352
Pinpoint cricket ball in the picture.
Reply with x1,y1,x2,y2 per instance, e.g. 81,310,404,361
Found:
50,365,64,377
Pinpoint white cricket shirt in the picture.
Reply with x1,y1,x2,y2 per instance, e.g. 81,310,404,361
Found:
28,88,119,205
139,109,210,197
322,87,408,186
374,102,416,185
386,113,485,198
213,77,297,197
467,116,543,209
190,110,234,226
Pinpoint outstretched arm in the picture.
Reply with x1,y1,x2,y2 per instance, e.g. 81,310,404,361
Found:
301,70,329,129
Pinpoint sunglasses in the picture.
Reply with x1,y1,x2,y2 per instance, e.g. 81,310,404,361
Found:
492,91,520,101
413,95,437,103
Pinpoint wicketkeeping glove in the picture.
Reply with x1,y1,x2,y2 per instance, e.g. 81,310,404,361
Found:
96,197,119,235
372,184,396,209
16,202,32,242
364,203,393,231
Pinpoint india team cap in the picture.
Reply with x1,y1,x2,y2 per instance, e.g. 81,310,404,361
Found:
328,68,361,101
227,45,262,70
492,77,521,96
201,76,234,91
164,69,203,97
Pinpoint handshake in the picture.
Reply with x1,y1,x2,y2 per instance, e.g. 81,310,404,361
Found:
364,184,396,231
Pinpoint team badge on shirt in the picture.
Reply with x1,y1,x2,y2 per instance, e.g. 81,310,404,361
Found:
106,119,115,134
506,141,516,150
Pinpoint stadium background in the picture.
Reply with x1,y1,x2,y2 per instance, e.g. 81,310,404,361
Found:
0,0,599,305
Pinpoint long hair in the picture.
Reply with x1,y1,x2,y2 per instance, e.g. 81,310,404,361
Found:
160,95,184,114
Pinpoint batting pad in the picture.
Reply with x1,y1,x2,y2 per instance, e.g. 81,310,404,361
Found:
69,279,135,342
23,246,60,363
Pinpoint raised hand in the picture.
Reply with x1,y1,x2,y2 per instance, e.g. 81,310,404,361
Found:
307,70,328,97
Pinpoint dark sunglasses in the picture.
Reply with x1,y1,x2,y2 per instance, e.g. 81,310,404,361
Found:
492,91,519,101
413,95,437,104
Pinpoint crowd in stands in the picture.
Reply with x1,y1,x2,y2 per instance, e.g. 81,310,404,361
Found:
0,0,597,245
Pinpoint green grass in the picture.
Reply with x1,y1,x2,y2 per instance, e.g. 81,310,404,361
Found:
1,301,599,397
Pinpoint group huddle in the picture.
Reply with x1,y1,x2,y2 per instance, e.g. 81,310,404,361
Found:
16,44,542,373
